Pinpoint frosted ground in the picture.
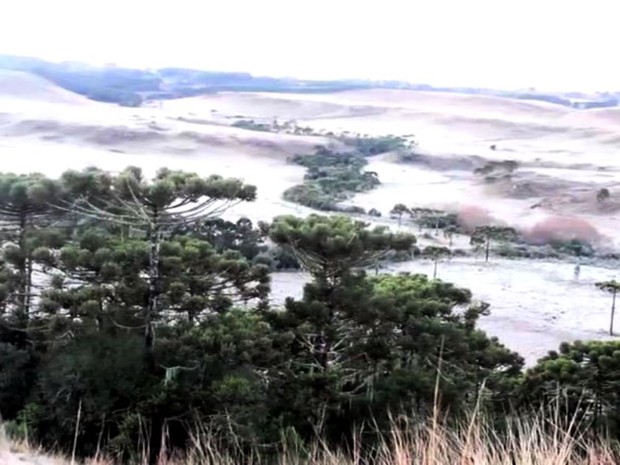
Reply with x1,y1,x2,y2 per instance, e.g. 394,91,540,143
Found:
2,70,620,364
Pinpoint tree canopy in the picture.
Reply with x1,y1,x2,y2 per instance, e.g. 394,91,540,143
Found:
0,164,615,463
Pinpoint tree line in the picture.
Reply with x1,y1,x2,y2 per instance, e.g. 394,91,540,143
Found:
0,167,619,463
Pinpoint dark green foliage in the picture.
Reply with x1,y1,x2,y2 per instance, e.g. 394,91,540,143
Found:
173,217,266,261
232,119,272,132
283,183,342,210
470,226,518,262
550,238,595,257
409,207,460,232
522,340,620,433
0,173,65,323
268,214,415,281
474,160,519,177
337,134,412,156
0,167,556,461
265,270,523,442
284,147,380,210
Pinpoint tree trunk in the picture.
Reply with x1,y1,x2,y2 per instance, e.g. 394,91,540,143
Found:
145,208,161,369
25,256,33,320
433,257,438,279
16,212,28,324
484,237,490,262
610,289,616,336
146,209,163,465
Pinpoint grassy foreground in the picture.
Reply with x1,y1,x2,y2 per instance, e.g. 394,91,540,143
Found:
2,412,618,465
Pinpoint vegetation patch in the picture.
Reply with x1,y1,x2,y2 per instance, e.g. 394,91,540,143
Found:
231,119,273,132
283,146,381,210
1,170,620,462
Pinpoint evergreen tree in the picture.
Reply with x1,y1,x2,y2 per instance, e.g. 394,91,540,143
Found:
470,225,518,262
421,245,451,278
0,173,63,323
596,280,620,335
60,166,256,362
390,203,410,227
523,340,620,431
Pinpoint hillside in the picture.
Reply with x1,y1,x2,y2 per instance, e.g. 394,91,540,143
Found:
0,71,619,364
0,70,92,106
4,64,620,464
1,53,618,108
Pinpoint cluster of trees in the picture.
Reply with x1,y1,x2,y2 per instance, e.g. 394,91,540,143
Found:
231,119,273,132
232,118,317,136
337,134,415,157
390,202,599,262
282,134,418,213
283,147,380,211
1,166,620,463
473,160,519,183
390,204,460,233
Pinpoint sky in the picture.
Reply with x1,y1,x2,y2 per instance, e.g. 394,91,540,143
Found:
0,0,618,91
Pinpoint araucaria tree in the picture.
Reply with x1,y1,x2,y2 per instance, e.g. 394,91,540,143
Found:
269,214,415,285
390,203,410,227
267,215,414,373
522,340,620,427
596,280,620,335
264,215,522,441
470,225,517,262
0,173,62,323
60,166,257,363
422,245,451,279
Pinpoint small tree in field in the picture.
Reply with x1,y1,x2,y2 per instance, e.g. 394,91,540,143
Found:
443,224,458,248
422,245,451,279
596,280,620,335
597,188,610,203
390,203,410,227
470,226,517,262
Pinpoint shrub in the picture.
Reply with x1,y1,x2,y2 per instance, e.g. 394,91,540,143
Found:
232,119,272,132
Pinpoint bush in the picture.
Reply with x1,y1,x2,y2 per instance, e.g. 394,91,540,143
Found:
550,239,595,257
334,205,366,215
283,183,340,210
232,119,272,132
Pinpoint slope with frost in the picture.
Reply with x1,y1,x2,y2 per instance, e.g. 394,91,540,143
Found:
2,71,620,364
0,70,92,106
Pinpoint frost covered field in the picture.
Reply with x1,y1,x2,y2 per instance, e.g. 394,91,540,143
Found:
2,69,620,364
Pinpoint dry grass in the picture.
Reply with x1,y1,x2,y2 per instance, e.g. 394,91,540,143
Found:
3,411,617,465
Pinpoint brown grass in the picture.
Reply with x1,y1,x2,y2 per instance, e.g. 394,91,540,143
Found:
2,410,617,465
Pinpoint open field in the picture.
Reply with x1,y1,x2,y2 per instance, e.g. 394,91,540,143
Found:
2,69,620,365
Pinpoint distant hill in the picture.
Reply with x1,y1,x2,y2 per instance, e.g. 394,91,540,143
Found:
0,69,93,105
0,54,617,109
